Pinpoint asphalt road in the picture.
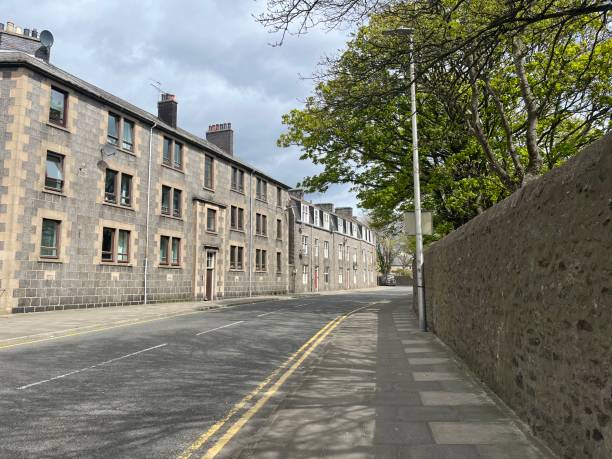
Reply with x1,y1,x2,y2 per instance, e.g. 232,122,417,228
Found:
0,289,406,458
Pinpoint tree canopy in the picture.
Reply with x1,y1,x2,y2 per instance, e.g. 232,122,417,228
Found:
272,1,611,233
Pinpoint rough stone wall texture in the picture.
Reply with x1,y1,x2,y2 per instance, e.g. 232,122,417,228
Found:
420,133,612,459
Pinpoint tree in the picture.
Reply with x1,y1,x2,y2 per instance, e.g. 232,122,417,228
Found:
376,231,399,276
275,3,610,234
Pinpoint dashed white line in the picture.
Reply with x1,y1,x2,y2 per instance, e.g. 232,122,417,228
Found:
195,321,244,336
16,343,168,390
257,310,283,317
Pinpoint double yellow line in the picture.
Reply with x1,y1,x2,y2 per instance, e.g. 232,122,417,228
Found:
178,309,359,459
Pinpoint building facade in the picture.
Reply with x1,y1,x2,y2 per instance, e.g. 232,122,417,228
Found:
0,25,376,314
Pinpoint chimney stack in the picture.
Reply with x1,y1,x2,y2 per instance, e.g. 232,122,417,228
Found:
289,188,305,200
157,93,178,128
206,122,233,155
335,207,354,218
317,203,335,213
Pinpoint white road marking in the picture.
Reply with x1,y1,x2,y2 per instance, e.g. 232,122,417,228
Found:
16,343,168,390
196,321,244,336
257,310,283,317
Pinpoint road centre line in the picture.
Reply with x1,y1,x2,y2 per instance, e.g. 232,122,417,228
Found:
177,316,341,459
16,343,168,390
196,321,244,336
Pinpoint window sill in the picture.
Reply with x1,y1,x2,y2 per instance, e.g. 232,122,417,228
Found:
255,270,268,273
255,198,268,203
202,186,215,192
161,214,184,221
230,188,246,195
38,258,63,264
116,145,137,157
230,228,245,233
103,201,135,211
158,265,183,269
42,189,66,197
255,234,268,238
46,122,71,133
229,269,245,272
100,262,134,267
161,163,185,174
206,230,219,235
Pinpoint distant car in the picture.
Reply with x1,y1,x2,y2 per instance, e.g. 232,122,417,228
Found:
380,274,396,286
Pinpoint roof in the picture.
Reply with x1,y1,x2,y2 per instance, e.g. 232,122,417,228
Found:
0,51,292,189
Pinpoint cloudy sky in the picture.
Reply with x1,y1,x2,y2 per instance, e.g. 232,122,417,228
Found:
5,0,362,212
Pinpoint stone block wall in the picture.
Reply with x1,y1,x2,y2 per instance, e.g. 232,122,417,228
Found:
420,133,612,458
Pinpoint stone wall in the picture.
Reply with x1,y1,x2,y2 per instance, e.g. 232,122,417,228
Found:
419,133,612,458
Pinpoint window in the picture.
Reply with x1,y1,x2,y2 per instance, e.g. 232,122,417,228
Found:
276,252,282,273
231,167,244,192
302,235,308,255
256,177,267,201
323,212,330,230
256,249,267,271
301,204,309,223
122,119,134,151
324,241,329,259
314,211,320,227
102,227,115,262
104,169,118,204
160,236,180,266
162,137,183,170
314,239,319,258
302,265,308,285
324,267,330,284
160,236,169,265
339,271,343,285
338,244,343,260
40,219,59,258
230,245,244,270
45,152,64,192
107,114,135,152
107,113,120,145
256,213,267,236
230,206,244,230
101,227,130,263
276,186,282,207
174,142,183,169
117,230,130,262
171,238,180,265
206,208,217,232
353,249,357,263
120,174,132,206
161,186,182,217
204,155,214,189
104,170,131,207
276,219,282,239
163,138,172,166
172,189,182,217
49,87,67,126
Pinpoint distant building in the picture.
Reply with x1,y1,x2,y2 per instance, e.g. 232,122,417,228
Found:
0,22,377,313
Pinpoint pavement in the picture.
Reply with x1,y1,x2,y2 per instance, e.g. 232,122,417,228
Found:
0,287,555,458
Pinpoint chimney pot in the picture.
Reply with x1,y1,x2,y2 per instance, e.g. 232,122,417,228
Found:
23,28,30,36
31,28,38,38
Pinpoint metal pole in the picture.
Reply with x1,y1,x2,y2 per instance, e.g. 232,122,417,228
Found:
408,33,426,332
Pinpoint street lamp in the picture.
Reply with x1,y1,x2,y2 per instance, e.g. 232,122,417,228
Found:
383,27,426,332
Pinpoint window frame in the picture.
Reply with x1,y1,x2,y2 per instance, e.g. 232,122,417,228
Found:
206,208,217,233
162,137,183,170
161,185,183,218
276,186,282,207
230,206,244,231
256,177,267,201
276,219,282,240
255,213,267,237
101,227,116,262
44,151,65,193
40,218,60,259
49,86,68,127
230,245,244,270
231,166,245,193
276,251,282,273
204,155,215,190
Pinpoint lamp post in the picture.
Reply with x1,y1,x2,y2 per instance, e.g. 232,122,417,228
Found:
383,27,426,332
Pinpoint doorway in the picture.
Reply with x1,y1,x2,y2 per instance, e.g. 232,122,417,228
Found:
205,251,216,300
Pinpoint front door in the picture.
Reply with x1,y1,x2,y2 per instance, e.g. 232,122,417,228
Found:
205,251,215,300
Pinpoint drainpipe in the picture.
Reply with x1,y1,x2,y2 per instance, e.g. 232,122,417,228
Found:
248,172,253,297
144,122,157,305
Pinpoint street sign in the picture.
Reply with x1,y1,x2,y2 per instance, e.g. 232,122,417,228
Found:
404,211,433,236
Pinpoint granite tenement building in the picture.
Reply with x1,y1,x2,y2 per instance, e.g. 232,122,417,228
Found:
0,23,377,314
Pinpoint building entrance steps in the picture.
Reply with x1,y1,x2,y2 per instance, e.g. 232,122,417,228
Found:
236,301,557,458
